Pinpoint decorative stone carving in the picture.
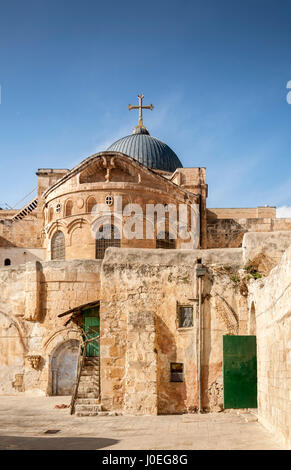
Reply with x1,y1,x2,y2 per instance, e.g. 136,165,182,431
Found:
26,354,42,369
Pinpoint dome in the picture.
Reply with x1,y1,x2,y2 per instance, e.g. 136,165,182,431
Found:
107,126,183,173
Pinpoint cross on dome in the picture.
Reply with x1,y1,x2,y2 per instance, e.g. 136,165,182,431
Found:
128,94,154,134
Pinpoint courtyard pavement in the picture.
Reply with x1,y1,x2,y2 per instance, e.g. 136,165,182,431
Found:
0,396,285,450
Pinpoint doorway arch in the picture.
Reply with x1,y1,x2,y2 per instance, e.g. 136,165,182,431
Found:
50,339,79,395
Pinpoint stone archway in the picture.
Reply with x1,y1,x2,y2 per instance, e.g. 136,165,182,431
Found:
50,339,79,396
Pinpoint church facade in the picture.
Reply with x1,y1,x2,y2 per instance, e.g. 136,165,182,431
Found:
0,96,290,446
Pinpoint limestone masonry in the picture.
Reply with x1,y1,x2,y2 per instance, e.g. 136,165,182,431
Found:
0,108,290,447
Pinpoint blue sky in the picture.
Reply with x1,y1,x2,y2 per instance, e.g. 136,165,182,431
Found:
0,0,291,212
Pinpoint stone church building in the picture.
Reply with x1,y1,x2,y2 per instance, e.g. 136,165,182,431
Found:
0,95,290,446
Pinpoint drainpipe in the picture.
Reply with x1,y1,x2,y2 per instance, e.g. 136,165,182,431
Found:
195,260,206,413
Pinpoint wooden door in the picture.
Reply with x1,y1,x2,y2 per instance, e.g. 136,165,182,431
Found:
223,335,257,408
82,307,100,357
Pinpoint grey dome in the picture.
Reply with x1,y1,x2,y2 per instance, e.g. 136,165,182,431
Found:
107,128,183,173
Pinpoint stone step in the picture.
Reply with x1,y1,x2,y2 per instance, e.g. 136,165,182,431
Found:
75,411,109,417
75,398,101,405
75,404,103,412
78,386,99,392
77,392,100,398
81,366,99,374
79,376,99,382
80,373,99,379
75,411,99,417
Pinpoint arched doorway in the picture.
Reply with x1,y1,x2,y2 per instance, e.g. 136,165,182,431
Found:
50,339,79,395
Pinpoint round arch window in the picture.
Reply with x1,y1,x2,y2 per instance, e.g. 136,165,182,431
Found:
105,195,113,206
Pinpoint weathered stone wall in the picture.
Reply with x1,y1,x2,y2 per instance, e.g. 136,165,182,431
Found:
0,216,40,248
208,207,276,219
249,245,291,447
0,247,45,267
0,259,102,395
207,209,291,249
100,248,247,414
242,231,291,264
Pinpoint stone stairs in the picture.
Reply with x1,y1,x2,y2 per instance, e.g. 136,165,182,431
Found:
74,357,103,417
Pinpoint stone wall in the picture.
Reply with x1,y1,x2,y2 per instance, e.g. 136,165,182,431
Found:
208,207,276,219
207,207,291,249
0,247,45,267
249,245,291,447
0,216,40,248
100,248,248,414
242,231,291,265
0,259,102,395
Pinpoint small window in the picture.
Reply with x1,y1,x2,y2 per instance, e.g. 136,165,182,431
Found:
105,195,113,206
170,363,183,382
178,305,193,328
56,203,61,214
4,258,11,266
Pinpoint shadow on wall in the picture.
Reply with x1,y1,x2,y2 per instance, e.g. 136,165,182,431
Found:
156,316,187,414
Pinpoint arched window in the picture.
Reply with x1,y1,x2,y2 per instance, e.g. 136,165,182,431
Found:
96,225,120,259
156,231,176,249
51,231,65,260
87,197,96,214
65,200,73,217
4,258,11,266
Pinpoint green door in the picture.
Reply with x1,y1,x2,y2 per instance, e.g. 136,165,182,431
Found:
223,335,257,409
82,307,100,357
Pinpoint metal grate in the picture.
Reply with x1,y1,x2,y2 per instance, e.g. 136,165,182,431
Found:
156,231,176,249
95,225,120,259
51,231,65,260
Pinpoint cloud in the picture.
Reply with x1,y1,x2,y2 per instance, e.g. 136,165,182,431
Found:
276,206,291,218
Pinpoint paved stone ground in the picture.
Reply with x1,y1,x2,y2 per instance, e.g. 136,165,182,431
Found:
0,396,285,450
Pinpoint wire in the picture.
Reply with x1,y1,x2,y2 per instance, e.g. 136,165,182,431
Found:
12,187,37,209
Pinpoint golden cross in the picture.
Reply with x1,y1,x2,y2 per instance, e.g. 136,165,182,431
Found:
128,94,154,127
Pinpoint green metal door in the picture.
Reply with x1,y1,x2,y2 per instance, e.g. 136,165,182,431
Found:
82,307,100,357
223,335,257,409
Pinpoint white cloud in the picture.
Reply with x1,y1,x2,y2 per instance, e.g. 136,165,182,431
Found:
276,206,291,218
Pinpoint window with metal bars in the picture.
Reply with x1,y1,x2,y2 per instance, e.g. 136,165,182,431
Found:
51,231,65,260
95,224,121,259
156,231,176,249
